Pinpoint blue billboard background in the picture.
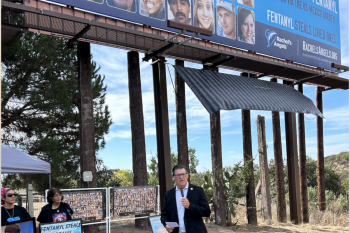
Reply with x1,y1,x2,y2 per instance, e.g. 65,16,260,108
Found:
47,0,341,70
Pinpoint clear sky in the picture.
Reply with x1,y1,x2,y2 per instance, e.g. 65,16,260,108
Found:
91,0,349,172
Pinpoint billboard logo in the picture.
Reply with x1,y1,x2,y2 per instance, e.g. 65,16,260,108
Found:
265,29,292,49
265,29,277,47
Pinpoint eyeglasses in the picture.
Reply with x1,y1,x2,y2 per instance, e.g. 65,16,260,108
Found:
53,194,62,198
174,173,188,178
6,193,18,198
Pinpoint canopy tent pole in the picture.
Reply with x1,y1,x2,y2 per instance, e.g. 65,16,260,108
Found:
49,174,52,189
26,175,28,211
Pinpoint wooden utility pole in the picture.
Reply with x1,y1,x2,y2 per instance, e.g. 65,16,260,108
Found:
128,51,149,229
210,110,227,226
283,81,302,225
316,86,326,211
241,72,257,225
203,65,226,226
257,115,272,220
77,41,97,233
270,78,287,223
152,57,173,208
242,109,257,225
175,59,189,179
298,84,309,223
284,112,302,224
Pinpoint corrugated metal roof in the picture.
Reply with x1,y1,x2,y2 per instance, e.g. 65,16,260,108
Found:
173,65,324,118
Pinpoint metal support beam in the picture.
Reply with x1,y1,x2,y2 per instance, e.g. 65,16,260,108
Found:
143,32,199,62
147,29,185,54
152,57,173,208
161,33,199,55
143,43,176,62
331,63,349,71
202,53,222,64
66,24,91,48
294,73,324,85
202,54,236,68
210,55,236,68
257,67,286,78
298,84,309,223
316,86,326,211
324,84,348,91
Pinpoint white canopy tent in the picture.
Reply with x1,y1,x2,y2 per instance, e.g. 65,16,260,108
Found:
1,143,51,187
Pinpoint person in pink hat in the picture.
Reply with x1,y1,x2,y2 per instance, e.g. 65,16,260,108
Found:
1,188,31,223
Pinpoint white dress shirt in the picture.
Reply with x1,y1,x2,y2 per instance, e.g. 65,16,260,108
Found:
176,182,188,233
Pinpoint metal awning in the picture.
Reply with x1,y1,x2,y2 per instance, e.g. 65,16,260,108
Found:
173,65,324,118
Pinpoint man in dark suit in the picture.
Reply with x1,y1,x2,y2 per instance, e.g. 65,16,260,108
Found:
161,165,210,233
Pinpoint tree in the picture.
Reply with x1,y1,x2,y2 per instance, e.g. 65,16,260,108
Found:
1,33,112,193
147,147,199,185
201,159,254,224
115,170,134,187
96,158,120,188
188,148,199,174
267,156,344,197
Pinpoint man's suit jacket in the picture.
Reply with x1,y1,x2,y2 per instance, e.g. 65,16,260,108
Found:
161,183,210,233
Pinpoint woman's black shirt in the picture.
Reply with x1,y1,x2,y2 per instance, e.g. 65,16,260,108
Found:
37,203,73,223
1,205,31,223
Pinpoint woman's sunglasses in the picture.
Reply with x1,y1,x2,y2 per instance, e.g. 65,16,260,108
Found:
6,193,18,198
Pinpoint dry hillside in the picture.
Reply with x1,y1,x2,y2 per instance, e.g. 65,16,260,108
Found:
325,151,349,181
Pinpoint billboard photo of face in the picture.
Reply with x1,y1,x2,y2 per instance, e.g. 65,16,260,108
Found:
237,7,254,44
107,0,136,12
167,0,192,25
140,0,166,20
193,0,215,33
216,0,235,39
237,0,254,8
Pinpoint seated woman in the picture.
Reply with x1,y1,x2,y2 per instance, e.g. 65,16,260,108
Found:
193,0,215,34
1,188,31,223
238,7,255,44
37,188,74,223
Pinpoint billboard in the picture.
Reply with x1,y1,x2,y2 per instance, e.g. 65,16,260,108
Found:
47,0,341,70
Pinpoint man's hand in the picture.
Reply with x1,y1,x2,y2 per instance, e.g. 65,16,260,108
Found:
165,225,174,232
181,197,190,209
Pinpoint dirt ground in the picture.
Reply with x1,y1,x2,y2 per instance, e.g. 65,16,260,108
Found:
109,221,349,233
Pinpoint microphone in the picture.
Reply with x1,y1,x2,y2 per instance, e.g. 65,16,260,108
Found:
180,188,184,197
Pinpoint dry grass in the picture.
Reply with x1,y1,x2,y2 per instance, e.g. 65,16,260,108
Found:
108,199,349,233
30,201,349,232
109,221,349,233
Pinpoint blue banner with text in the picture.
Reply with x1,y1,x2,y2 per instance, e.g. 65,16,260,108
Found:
39,219,82,233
